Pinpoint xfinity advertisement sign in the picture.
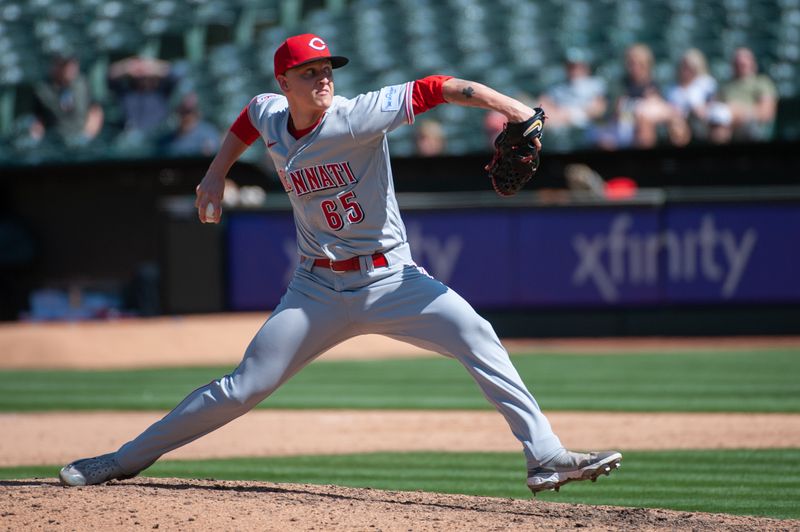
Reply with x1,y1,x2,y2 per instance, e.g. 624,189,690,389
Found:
227,203,800,310
520,204,798,306
566,213,757,303
662,204,800,303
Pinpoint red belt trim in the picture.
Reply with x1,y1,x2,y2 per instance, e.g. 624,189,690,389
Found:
310,253,388,272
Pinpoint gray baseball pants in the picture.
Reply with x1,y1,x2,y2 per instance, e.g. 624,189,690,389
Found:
115,244,564,474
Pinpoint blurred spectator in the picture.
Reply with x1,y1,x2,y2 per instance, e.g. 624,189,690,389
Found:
30,54,104,148
665,48,718,145
157,93,220,157
707,47,778,144
599,44,683,149
414,119,446,156
537,49,607,143
108,56,178,136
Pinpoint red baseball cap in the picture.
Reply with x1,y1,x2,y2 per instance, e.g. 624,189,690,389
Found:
273,33,349,78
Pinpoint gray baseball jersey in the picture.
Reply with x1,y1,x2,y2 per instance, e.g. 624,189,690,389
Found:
113,81,565,478
249,84,412,260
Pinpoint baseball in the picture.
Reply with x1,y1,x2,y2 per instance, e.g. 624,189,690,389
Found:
205,203,216,222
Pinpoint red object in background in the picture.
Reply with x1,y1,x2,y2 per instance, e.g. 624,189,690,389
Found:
604,176,638,199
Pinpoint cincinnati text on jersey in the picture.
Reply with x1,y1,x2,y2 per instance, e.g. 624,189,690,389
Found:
279,161,359,196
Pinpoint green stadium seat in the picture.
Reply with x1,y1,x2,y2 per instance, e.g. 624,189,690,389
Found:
0,0,796,159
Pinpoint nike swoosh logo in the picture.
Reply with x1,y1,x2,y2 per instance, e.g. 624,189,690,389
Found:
267,141,277,148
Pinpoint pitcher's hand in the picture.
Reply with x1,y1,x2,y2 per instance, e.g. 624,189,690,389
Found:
195,174,225,224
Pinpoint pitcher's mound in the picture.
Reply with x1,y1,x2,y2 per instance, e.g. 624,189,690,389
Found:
2,477,793,531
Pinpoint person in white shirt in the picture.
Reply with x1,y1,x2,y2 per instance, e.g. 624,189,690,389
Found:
665,48,717,144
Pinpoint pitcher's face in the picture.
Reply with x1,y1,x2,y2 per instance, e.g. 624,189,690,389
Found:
279,59,335,111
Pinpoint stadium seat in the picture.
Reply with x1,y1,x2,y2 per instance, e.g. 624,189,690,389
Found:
0,0,796,160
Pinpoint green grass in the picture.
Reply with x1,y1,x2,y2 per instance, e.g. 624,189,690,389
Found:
5,449,800,520
0,349,798,412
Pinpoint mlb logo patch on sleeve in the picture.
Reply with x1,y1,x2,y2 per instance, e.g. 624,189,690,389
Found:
380,84,404,112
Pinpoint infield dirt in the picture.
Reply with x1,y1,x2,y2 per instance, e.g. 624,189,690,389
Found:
3,478,798,532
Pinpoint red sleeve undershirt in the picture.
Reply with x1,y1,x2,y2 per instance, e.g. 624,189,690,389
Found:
229,104,260,145
412,75,453,115
230,75,453,143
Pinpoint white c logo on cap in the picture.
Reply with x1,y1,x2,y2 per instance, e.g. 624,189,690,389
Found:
308,37,327,50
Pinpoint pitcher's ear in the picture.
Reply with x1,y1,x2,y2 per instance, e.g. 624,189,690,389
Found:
277,75,290,92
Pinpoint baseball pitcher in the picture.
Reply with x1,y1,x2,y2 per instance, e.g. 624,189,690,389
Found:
59,34,621,495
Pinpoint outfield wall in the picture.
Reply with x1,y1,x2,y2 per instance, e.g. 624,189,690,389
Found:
223,193,800,310
158,188,800,336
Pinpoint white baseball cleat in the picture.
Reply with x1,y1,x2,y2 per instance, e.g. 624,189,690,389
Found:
59,453,136,487
527,450,622,495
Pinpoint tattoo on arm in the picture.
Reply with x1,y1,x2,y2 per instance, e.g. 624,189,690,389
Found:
461,86,474,98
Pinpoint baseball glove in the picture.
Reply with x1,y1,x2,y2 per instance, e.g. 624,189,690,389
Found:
484,108,546,196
